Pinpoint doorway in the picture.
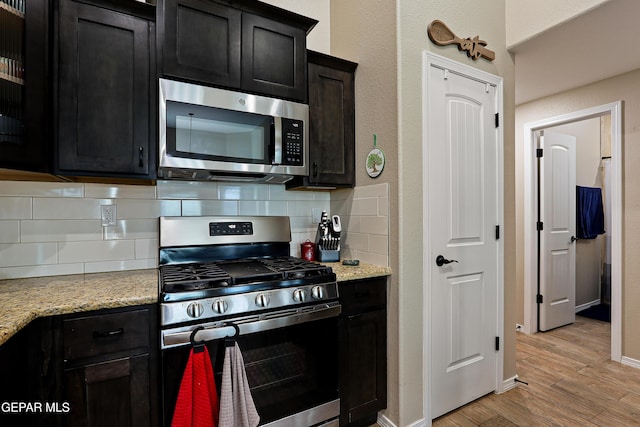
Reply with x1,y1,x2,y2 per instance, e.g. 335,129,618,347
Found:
523,102,622,362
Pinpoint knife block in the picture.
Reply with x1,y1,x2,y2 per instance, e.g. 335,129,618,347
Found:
316,246,340,262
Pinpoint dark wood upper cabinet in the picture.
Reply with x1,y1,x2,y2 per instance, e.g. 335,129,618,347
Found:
160,0,241,88
0,0,50,173
287,51,358,190
241,12,307,101
158,0,316,102
54,0,157,179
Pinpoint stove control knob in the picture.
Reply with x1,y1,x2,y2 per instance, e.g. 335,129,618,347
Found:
186,302,203,318
311,286,325,300
255,293,270,308
213,299,228,314
293,288,306,303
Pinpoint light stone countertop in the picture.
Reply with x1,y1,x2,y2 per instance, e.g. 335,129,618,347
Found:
0,262,390,346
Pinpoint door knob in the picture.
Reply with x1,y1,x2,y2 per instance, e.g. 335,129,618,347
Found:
436,255,458,267
571,236,578,243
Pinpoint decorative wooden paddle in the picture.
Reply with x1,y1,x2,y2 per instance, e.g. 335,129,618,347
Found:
427,20,495,61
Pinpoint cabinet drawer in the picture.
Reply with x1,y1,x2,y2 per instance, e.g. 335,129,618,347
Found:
63,308,150,362
339,277,387,315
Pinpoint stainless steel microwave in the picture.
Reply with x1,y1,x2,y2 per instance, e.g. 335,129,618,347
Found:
158,78,309,183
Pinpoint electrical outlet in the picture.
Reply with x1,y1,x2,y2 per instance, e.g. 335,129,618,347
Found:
101,205,117,227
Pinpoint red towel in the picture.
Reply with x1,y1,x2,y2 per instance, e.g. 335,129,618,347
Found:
171,346,220,427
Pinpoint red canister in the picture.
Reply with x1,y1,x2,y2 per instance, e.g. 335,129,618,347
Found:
301,240,316,261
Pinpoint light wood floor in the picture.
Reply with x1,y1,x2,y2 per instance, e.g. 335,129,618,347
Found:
433,316,640,426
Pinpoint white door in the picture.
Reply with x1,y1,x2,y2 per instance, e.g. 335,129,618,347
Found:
538,131,576,331
426,62,500,419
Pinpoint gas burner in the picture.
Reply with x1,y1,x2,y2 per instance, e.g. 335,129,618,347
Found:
160,263,231,293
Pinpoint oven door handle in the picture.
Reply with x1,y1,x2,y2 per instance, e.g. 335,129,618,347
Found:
162,302,341,349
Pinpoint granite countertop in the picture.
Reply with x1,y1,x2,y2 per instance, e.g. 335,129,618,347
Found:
0,269,158,346
0,262,390,346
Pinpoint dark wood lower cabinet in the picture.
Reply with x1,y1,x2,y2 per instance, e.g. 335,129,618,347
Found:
339,277,388,426
0,305,158,427
64,355,152,427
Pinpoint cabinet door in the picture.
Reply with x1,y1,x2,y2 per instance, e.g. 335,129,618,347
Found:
340,309,387,426
0,0,49,172
241,13,306,102
161,0,241,88
308,59,356,186
64,355,152,427
56,0,155,178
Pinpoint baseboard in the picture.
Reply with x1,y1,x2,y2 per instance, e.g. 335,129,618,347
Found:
500,374,519,393
376,413,397,427
575,299,601,313
621,356,640,370
377,414,426,427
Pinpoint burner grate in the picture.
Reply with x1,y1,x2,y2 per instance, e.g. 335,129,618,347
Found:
160,263,231,292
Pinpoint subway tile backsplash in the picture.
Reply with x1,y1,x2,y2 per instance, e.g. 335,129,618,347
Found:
0,180,389,280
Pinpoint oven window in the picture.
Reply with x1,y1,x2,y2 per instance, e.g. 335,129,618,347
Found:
162,316,338,426
166,100,272,164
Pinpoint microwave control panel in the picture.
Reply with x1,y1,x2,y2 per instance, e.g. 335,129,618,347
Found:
282,118,304,166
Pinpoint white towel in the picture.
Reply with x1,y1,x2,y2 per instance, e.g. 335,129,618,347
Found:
218,342,260,427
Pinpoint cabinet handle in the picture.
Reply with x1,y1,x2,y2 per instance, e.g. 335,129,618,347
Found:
92,327,125,339
312,162,318,177
138,146,144,167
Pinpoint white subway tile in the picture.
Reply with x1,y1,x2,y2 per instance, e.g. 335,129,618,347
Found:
238,201,287,216
218,183,269,200
84,259,157,274
269,185,316,201
157,180,219,200
351,250,388,267
0,243,58,267
0,181,83,197
0,221,20,243
58,240,135,263
104,219,159,240
360,216,389,235
33,198,111,220
135,238,158,259
182,200,238,216
344,233,369,251
369,234,389,255
85,183,156,199
378,196,389,217
0,197,32,219
21,220,103,242
115,199,181,219
350,197,378,216
329,188,353,201
287,200,328,217
289,215,317,232
354,183,388,199
0,263,84,280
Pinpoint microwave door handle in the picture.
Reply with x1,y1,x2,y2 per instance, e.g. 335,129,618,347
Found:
273,116,282,165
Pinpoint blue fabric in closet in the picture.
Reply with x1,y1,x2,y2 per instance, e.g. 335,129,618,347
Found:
576,186,605,239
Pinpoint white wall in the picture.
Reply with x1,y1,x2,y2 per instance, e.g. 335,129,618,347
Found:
261,0,330,54
505,0,611,48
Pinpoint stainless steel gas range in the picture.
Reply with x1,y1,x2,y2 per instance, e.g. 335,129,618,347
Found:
158,216,341,427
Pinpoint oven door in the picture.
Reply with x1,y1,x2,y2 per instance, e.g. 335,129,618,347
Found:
161,304,340,427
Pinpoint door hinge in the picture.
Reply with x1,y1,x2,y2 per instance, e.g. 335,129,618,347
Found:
536,221,543,231
495,113,499,128
536,294,544,304
536,148,543,158
495,336,500,351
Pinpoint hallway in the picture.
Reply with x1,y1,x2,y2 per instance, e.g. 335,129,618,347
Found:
433,317,640,426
